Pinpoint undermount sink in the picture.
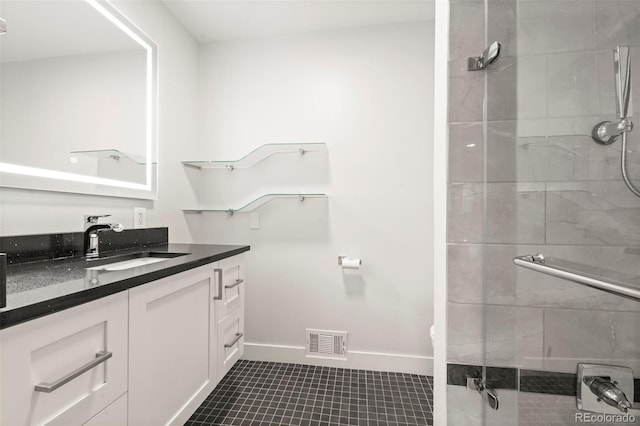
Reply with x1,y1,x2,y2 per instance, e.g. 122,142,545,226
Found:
86,252,189,272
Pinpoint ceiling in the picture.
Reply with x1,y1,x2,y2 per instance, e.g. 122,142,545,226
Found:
161,0,435,43
0,1,143,63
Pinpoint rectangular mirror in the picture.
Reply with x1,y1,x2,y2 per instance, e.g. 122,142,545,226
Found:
0,0,158,199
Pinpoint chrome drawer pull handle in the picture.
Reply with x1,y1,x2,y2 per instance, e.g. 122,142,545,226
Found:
225,279,244,290
213,268,223,300
34,351,113,393
224,333,244,348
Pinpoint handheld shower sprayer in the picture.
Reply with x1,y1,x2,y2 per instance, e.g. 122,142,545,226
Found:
592,46,633,145
592,46,640,197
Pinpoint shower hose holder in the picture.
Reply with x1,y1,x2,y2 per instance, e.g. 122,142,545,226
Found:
592,118,634,145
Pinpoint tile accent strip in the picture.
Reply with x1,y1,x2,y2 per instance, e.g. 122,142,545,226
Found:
447,363,482,387
486,367,518,390
446,364,517,390
520,369,576,397
448,364,640,402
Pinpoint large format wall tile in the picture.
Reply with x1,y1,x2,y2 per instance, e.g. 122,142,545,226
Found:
486,183,546,244
448,243,483,304
449,183,546,244
516,2,595,55
448,302,544,368
447,385,482,426
547,52,600,118
449,123,484,183
485,305,544,369
502,116,640,182
448,183,484,243
543,308,640,373
448,302,483,364
486,121,521,182
448,386,519,426
449,1,485,62
546,181,640,245
449,73,485,123
595,1,640,50
487,55,547,121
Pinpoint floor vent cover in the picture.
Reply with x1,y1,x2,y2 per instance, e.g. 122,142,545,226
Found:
306,329,347,360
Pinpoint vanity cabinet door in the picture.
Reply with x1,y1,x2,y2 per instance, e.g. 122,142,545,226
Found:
214,253,245,321
128,264,218,426
0,291,128,426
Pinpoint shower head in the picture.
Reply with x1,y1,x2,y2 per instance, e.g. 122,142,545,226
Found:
468,41,501,71
0,18,6,35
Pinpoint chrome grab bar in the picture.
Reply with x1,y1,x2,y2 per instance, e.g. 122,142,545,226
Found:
224,333,244,348
225,278,244,289
34,351,112,393
513,255,640,302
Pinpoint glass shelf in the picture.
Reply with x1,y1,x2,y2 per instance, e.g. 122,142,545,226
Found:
70,149,156,165
183,193,327,215
182,143,327,170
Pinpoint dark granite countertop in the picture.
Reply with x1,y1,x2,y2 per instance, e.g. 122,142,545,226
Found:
0,243,250,329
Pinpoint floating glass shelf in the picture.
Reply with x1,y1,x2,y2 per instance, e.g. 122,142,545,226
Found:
70,149,156,165
183,193,327,215
182,143,327,170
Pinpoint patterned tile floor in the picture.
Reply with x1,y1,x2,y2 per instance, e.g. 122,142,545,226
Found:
185,360,433,426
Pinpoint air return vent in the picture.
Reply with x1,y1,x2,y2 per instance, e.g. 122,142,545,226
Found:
305,329,347,360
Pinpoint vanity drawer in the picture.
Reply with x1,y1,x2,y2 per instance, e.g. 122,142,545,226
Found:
217,308,245,380
83,393,127,426
0,291,128,426
214,254,245,320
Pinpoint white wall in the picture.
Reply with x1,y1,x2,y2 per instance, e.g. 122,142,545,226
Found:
0,1,200,242
193,22,435,373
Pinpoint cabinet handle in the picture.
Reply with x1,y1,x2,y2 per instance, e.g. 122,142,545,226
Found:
224,333,244,348
214,268,223,300
225,278,244,289
34,351,113,393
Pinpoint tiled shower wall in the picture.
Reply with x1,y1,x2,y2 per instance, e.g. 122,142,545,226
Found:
447,0,640,424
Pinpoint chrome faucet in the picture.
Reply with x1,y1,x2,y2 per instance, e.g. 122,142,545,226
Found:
84,215,124,259
584,376,633,413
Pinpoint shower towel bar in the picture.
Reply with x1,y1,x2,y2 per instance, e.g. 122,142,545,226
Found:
513,254,640,302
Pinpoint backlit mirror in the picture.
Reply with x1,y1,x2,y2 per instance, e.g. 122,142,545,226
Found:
0,0,158,199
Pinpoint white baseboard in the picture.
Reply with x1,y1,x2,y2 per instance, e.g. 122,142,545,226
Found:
243,342,433,376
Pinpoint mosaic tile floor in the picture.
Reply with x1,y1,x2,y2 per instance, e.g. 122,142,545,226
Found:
185,360,433,426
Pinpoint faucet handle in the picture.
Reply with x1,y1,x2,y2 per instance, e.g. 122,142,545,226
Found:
85,214,111,224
